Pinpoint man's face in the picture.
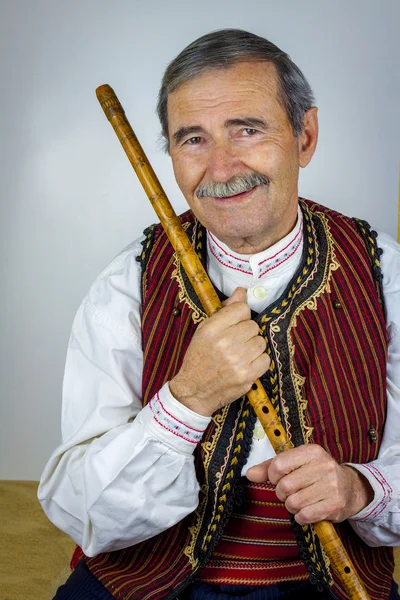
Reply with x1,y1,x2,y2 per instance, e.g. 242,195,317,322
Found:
167,61,317,253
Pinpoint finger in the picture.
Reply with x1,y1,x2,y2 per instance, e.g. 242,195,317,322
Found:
246,458,273,482
229,319,263,343
274,463,323,501
267,444,328,485
222,287,247,306
282,480,327,514
245,335,267,363
248,352,271,382
294,498,341,526
212,300,251,328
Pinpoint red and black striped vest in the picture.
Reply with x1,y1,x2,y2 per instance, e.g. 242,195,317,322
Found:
84,200,393,599
197,480,309,586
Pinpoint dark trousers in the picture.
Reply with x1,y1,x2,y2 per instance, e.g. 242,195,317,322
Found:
189,581,400,600
53,560,400,600
53,560,114,599
188,580,331,599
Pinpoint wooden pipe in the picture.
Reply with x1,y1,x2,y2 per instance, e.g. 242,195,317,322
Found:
95,83,370,600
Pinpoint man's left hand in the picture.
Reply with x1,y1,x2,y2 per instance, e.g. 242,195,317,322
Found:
246,444,374,525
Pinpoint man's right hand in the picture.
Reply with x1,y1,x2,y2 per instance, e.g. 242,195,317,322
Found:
169,287,270,417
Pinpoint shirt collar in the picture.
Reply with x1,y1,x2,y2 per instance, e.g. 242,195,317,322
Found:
207,205,303,280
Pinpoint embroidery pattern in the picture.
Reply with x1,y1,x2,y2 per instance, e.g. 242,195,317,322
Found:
356,464,393,522
172,221,207,324
139,224,156,301
256,204,336,586
200,403,250,554
208,232,252,275
285,211,339,448
183,403,232,569
207,213,303,279
184,401,256,570
259,220,303,278
149,393,206,444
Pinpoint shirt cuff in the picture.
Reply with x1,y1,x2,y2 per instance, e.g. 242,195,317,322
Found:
345,463,394,522
139,382,211,455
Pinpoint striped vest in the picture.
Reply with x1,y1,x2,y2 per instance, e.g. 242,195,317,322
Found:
197,481,309,586
84,199,393,599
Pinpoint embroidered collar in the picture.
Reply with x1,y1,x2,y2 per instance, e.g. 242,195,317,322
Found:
207,206,303,280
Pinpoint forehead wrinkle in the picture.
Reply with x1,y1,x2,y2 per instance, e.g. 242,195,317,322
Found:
170,99,271,132
169,78,278,116
175,63,280,100
167,62,288,140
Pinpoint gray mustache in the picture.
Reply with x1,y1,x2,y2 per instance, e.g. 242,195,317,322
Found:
196,173,269,199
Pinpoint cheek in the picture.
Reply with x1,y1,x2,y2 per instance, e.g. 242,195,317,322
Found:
246,139,297,177
172,156,202,193
238,144,280,178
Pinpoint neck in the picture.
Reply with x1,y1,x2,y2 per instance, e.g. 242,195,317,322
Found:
216,211,299,255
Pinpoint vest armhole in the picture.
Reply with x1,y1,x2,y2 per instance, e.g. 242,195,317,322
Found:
137,223,158,305
353,218,385,313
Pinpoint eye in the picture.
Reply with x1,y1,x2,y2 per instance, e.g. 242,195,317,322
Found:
243,128,258,136
185,136,203,145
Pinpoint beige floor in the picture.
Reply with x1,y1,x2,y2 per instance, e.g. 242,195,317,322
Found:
0,480,399,600
0,481,75,600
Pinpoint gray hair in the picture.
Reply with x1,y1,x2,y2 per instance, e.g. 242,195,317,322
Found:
157,29,315,152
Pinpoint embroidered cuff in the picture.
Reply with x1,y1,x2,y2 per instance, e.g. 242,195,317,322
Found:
142,382,211,455
345,463,393,522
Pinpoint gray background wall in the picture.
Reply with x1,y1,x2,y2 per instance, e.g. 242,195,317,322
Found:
0,0,399,480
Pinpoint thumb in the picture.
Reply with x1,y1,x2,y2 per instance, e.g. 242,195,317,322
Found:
223,287,247,307
246,458,273,483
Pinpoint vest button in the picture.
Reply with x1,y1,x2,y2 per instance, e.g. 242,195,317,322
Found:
173,308,181,317
368,428,378,442
333,299,342,309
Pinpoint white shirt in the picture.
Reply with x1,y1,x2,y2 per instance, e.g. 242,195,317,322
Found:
38,208,400,557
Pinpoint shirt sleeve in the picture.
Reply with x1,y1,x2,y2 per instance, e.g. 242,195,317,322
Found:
38,238,210,557
347,231,400,546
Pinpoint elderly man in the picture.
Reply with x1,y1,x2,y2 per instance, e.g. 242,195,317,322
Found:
39,29,400,600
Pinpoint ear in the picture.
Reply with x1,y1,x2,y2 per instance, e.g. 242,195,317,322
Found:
298,107,319,168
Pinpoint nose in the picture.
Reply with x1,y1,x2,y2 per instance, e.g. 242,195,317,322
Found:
206,141,241,182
